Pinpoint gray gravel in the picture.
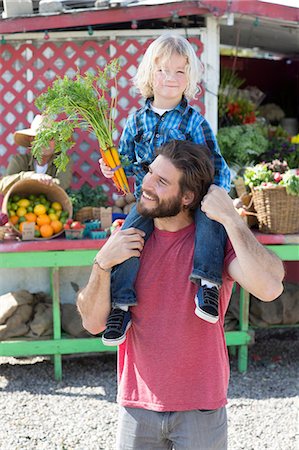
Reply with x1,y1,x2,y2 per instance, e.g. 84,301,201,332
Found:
0,328,298,450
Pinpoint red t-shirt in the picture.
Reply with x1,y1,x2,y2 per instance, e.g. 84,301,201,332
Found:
118,223,236,412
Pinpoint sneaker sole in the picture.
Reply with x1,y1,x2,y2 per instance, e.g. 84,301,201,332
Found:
101,320,132,347
195,307,219,324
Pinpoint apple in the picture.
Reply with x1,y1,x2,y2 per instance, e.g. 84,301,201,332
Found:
71,221,84,230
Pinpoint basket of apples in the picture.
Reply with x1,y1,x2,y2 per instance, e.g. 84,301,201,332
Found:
63,219,85,239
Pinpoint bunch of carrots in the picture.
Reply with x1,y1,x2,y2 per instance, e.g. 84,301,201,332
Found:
32,59,130,194
101,146,130,194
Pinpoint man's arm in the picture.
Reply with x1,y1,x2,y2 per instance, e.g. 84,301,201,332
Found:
201,185,284,301
77,228,145,334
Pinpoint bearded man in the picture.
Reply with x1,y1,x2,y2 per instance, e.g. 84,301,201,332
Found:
77,140,284,450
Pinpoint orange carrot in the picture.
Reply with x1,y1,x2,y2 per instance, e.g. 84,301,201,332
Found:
110,146,130,193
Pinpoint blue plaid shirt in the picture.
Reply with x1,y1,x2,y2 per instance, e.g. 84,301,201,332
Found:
119,97,230,197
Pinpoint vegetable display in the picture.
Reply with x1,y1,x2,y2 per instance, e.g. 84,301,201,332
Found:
32,59,130,194
244,160,299,196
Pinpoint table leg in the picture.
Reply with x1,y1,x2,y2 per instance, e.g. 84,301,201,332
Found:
238,288,250,372
50,267,62,381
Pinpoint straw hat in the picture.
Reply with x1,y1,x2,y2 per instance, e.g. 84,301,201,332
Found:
14,115,46,147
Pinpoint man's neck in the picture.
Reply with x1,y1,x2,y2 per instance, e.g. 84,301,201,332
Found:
153,210,193,232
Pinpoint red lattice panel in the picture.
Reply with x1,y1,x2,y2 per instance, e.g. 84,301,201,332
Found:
0,36,204,199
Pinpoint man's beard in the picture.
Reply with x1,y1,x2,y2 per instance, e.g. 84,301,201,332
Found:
137,190,183,218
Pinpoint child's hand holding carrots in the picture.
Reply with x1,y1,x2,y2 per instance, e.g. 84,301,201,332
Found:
99,158,114,179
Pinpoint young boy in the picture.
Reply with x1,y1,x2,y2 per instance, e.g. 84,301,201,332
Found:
99,32,230,345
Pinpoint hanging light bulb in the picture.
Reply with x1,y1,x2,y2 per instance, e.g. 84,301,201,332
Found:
44,30,50,40
88,26,94,36
131,20,138,30
1,36,6,44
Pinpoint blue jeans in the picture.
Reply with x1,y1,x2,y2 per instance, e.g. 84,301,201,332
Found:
111,205,227,307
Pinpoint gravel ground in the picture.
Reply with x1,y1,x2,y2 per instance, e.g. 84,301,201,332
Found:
0,327,298,450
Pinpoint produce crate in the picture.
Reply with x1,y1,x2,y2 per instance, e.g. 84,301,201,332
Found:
75,206,102,222
64,229,84,240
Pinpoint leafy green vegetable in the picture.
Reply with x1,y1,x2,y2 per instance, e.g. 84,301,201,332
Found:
281,172,299,196
217,124,268,169
32,59,120,172
66,184,108,216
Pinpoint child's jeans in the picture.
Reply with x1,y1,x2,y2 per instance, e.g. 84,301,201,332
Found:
111,205,227,307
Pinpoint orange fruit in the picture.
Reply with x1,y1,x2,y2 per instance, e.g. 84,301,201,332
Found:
25,212,37,223
34,204,47,216
40,224,54,238
50,220,63,234
19,221,32,233
10,215,19,225
36,214,51,227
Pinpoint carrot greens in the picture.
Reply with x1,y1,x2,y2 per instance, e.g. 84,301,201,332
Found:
32,59,130,194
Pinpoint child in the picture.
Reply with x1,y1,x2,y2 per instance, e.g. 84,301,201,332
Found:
99,33,231,345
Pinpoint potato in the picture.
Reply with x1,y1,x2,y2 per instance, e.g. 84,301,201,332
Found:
125,193,136,204
123,203,135,214
112,206,123,214
114,196,127,208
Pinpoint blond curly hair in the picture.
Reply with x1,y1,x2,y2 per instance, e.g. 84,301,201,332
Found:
132,33,203,100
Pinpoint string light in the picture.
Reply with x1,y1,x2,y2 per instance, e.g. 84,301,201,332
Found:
131,20,138,30
88,26,94,36
254,17,259,27
1,36,6,44
44,30,50,40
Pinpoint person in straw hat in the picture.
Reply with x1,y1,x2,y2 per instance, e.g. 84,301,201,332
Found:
0,115,72,194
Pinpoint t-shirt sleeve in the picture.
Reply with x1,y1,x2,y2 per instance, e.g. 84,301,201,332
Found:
223,239,236,282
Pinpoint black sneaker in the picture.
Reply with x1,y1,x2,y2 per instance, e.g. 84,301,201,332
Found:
195,286,219,324
101,308,132,346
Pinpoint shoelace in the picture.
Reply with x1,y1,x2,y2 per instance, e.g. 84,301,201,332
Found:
202,286,219,308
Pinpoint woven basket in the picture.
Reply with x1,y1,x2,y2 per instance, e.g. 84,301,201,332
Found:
252,185,299,234
2,179,73,239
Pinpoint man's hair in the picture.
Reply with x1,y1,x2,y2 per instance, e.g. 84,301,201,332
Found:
155,140,214,211
132,32,203,100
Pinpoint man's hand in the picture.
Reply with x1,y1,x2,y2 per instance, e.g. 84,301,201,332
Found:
77,227,145,334
31,173,58,185
201,185,237,225
95,227,145,270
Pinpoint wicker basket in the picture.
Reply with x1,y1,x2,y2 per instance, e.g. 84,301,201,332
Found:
252,185,299,234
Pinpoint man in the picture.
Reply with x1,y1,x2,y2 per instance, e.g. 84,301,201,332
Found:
0,115,72,194
77,140,284,449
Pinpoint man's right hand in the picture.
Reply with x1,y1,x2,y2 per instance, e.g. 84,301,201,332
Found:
94,227,145,270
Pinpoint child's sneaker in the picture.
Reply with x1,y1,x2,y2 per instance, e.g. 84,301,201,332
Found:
195,286,219,324
102,308,132,346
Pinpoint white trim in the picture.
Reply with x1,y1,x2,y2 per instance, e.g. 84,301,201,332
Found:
201,16,220,134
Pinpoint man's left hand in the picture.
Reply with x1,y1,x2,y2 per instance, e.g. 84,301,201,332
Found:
201,185,237,225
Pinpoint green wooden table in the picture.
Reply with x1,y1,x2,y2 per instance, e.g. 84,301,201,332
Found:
0,234,298,380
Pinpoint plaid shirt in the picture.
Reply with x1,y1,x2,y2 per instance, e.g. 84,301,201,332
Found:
119,97,230,197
